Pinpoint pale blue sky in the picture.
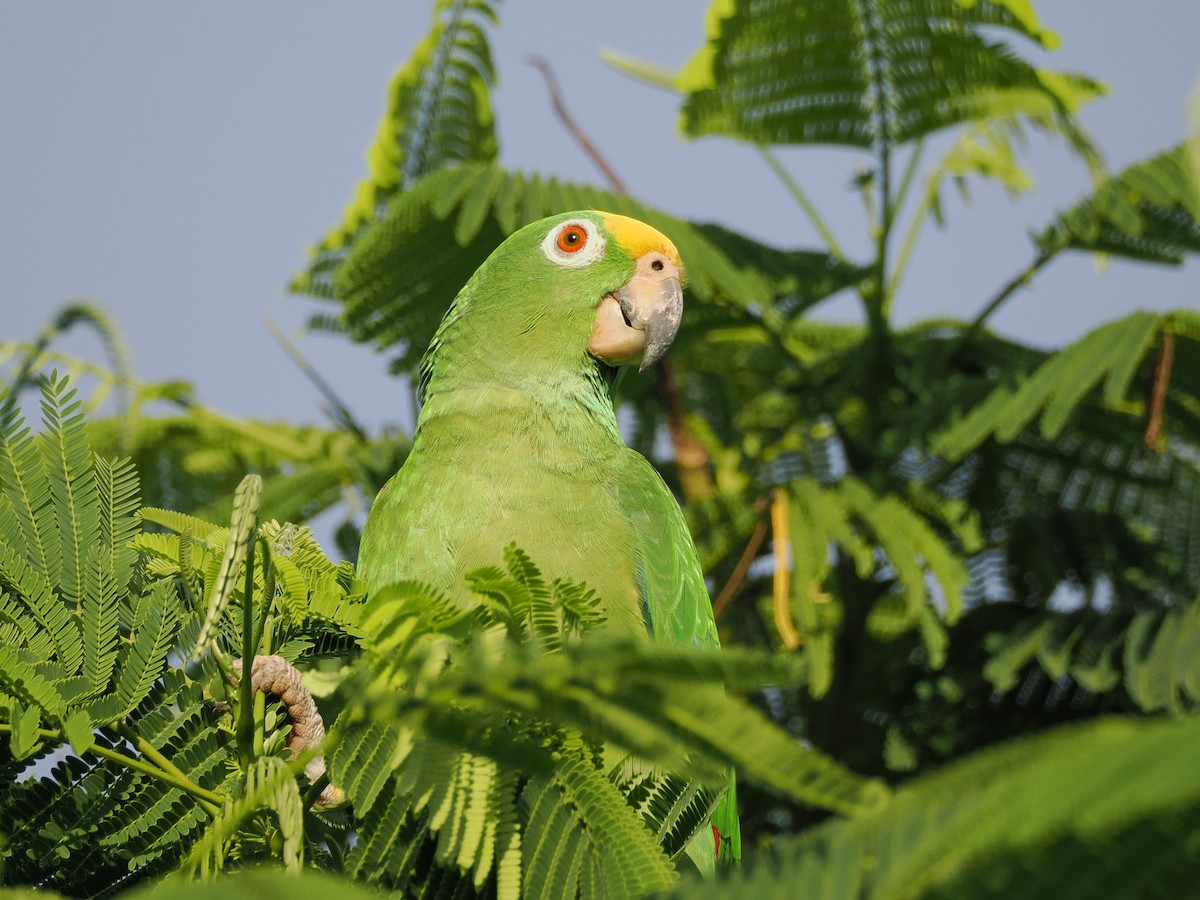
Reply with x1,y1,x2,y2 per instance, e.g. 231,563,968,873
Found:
3,2,1198,436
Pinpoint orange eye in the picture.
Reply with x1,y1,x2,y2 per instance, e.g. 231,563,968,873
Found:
556,225,588,253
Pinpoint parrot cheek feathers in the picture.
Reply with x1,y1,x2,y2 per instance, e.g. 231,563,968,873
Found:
588,293,647,367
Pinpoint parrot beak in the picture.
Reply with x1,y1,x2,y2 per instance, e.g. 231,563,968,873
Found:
589,252,683,372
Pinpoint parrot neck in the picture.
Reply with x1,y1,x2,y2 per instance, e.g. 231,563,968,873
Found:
417,361,624,447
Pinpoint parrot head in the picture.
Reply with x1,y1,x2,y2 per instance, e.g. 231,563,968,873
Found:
566,211,685,373
421,211,685,399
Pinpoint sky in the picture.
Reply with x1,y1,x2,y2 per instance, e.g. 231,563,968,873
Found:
2,1,1198,441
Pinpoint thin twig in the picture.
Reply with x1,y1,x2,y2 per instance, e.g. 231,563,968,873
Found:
758,146,845,260
890,140,926,227
526,55,630,194
947,250,1054,361
0,724,223,813
1145,331,1175,450
712,496,772,620
265,316,368,441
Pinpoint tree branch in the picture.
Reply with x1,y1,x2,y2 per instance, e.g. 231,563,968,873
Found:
713,496,772,620
1145,331,1175,450
526,55,630,194
949,250,1055,360
0,723,223,813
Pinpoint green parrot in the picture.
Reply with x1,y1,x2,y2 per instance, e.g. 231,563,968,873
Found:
356,210,739,867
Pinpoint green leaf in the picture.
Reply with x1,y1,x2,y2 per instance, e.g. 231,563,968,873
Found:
554,754,678,897
292,0,501,298
675,0,1100,150
38,371,101,613
88,581,181,721
8,699,41,758
328,720,404,818
182,757,304,878
934,310,1168,460
674,713,1200,898
80,543,120,694
138,507,224,545
190,474,261,660
0,644,67,722
0,540,79,673
61,707,94,755
1041,142,1200,264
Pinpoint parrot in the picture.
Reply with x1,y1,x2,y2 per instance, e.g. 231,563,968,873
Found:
355,210,739,868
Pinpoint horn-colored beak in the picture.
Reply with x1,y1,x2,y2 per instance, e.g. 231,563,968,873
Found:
588,252,683,372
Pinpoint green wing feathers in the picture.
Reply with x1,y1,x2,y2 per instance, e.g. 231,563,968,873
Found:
617,448,740,864
616,449,718,648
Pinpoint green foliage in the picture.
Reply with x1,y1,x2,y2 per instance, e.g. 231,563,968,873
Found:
2,377,875,898
274,0,1200,886
673,712,1200,898
983,595,1200,714
0,374,385,895
330,548,883,897
933,309,1200,456
672,0,1101,153
1041,141,1200,263
293,0,501,299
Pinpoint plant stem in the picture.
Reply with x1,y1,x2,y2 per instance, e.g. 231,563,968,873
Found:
890,145,933,298
891,141,925,227
237,534,257,766
858,0,894,420
250,536,274,657
875,147,892,318
949,250,1055,358
758,147,846,259
0,724,222,813
712,495,773,620
264,316,367,441
527,55,630,194
120,728,222,815
1145,331,1176,450
889,190,932,300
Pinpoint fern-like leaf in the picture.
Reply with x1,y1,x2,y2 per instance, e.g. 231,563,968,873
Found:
934,310,1200,463
38,371,101,614
674,0,1100,153
190,475,260,660
292,0,501,298
182,756,304,877
672,713,1200,899
1041,141,1200,264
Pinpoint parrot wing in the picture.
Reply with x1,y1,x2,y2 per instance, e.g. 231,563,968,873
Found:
615,448,717,648
615,448,741,865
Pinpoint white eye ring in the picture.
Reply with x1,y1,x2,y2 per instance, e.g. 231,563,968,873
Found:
541,218,605,268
